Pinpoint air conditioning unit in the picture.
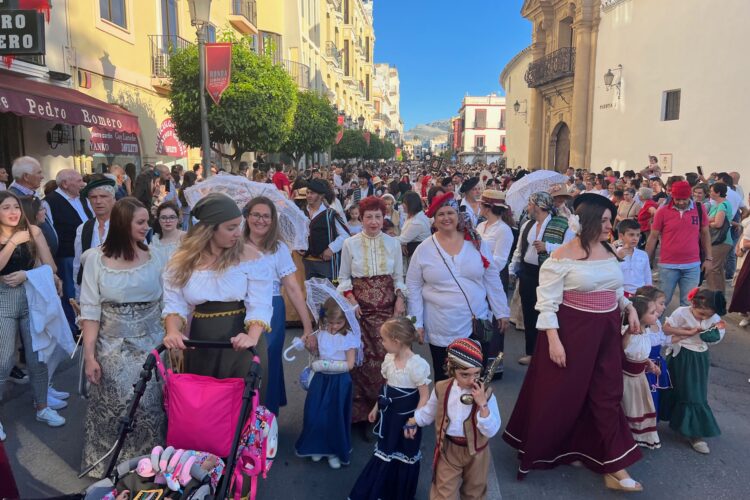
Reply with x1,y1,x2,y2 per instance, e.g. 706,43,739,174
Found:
153,53,170,77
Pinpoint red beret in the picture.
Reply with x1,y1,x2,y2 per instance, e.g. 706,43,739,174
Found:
671,180,692,199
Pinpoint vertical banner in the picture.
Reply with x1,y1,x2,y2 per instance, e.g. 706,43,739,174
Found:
363,131,371,146
205,42,232,105
335,114,344,144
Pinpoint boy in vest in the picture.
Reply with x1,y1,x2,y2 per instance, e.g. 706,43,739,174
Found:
406,339,501,500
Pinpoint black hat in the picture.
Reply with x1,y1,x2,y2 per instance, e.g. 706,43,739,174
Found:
451,171,464,179
440,177,453,187
572,193,617,217
358,170,371,180
459,177,480,194
306,178,330,195
81,177,116,198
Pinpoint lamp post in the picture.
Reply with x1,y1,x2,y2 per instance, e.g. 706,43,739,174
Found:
357,115,365,130
188,0,213,178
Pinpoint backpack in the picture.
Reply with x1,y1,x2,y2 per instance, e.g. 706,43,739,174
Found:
231,402,278,500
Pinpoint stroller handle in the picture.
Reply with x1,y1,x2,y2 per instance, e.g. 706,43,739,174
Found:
154,340,258,355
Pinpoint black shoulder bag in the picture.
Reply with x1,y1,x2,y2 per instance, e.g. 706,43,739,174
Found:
432,237,497,343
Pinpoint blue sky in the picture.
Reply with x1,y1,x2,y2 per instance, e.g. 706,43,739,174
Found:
373,0,531,130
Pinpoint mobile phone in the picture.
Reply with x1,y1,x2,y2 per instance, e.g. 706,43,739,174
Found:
697,165,704,176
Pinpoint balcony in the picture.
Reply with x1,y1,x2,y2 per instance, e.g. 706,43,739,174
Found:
228,0,258,35
281,59,310,89
325,41,341,68
327,0,342,12
374,113,391,126
525,47,575,88
149,34,193,93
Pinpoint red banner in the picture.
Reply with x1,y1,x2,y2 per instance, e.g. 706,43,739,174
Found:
205,43,232,105
335,114,345,144
364,131,371,146
156,119,188,157
89,127,140,156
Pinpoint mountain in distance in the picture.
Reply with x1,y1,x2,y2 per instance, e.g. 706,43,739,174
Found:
404,119,452,141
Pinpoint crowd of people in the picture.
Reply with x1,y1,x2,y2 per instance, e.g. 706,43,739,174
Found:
0,153,748,498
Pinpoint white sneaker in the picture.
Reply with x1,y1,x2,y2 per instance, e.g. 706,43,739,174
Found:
0,421,6,441
36,407,66,427
47,394,68,410
327,456,341,469
739,318,750,328
48,386,70,400
310,454,323,462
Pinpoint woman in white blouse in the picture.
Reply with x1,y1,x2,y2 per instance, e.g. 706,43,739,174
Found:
476,189,515,292
80,198,166,477
338,196,406,435
406,192,509,382
243,196,313,416
162,193,273,389
502,193,644,493
149,200,185,265
397,191,432,266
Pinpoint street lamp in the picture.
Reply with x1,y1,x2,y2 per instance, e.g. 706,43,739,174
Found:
357,115,365,130
513,99,528,124
188,0,213,178
604,64,623,99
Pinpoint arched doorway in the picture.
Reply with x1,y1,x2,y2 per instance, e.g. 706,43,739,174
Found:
549,122,570,172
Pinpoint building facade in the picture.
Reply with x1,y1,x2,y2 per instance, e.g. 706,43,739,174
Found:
499,46,532,170
372,63,403,145
455,94,507,165
0,0,379,180
521,0,600,171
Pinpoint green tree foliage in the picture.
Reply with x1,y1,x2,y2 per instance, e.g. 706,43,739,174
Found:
282,90,338,166
365,134,384,160
332,129,367,159
168,35,297,165
382,139,396,160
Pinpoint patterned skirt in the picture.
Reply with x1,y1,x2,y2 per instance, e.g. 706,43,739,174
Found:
622,360,660,449
81,302,166,478
350,275,396,423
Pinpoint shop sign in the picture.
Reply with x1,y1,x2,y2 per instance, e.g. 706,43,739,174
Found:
89,126,140,156
0,9,45,55
205,43,232,105
155,118,188,157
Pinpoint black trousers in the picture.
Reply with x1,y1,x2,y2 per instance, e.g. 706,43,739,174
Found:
429,343,450,382
519,262,541,356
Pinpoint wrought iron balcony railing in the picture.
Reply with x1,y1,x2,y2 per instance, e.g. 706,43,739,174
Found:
232,0,257,28
149,34,193,78
325,41,341,68
525,47,575,88
281,59,310,89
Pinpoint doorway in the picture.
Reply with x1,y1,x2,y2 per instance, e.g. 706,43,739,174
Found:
550,122,570,172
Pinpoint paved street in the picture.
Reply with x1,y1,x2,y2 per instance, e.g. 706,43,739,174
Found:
5,287,750,499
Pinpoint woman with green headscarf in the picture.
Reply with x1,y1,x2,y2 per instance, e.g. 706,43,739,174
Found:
162,193,273,385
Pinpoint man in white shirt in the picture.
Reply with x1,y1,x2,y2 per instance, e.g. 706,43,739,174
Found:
302,179,350,280
510,192,575,365
459,177,482,228
74,177,116,293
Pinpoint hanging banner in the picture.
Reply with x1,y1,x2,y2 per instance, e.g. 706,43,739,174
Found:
363,131,371,146
89,127,140,155
205,42,232,105
155,118,188,157
335,114,344,144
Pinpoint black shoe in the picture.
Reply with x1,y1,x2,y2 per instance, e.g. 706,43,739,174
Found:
10,366,29,385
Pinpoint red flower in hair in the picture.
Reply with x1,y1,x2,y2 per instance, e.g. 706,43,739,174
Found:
686,287,699,301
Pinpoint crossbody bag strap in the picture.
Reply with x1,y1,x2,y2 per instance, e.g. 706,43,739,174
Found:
432,236,475,319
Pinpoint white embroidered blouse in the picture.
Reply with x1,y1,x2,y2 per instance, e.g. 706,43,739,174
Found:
381,353,431,389
665,306,725,356
337,232,406,294
535,257,630,330
414,384,501,438
261,241,297,296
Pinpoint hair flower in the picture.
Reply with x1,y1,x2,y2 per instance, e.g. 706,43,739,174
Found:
568,214,581,235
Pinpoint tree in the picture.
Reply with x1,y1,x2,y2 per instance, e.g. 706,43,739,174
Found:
168,35,298,167
365,134,384,160
332,129,367,160
282,90,338,167
381,139,396,160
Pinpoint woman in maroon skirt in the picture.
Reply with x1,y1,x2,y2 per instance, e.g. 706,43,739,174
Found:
338,196,406,440
728,220,750,323
503,193,644,493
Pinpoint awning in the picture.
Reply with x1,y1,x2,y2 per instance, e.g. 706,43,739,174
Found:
0,71,140,134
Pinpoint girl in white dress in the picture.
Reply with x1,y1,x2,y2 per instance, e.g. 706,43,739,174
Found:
349,318,431,500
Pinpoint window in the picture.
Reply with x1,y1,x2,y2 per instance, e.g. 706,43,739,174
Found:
206,24,216,43
161,0,179,49
100,0,127,29
474,109,486,129
500,109,506,129
475,136,485,148
663,90,681,121
344,40,350,76
260,32,282,63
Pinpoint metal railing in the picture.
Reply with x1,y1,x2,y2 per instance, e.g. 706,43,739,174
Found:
281,59,310,89
232,0,257,27
149,34,193,78
325,41,341,68
327,0,342,11
374,113,391,126
525,47,575,88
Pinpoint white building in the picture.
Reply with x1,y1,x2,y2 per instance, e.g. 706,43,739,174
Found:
588,0,748,184
373,63,403,144
500,46,533,170
456,94,507,165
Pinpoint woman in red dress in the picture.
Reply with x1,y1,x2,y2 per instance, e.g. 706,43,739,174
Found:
503,193,644,493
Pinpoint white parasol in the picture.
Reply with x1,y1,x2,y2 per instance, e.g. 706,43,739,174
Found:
505,170,568,215
305,277,363,363
184,173,309,250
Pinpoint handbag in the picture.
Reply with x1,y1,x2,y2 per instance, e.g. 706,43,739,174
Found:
709,204,730,246
432,237,496,343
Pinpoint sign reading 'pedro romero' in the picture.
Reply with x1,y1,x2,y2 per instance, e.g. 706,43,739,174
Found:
0,9,45,55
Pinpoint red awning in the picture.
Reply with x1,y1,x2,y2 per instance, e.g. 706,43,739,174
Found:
0,71,140,134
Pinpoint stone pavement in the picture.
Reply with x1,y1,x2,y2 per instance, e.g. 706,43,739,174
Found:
5,288,750,499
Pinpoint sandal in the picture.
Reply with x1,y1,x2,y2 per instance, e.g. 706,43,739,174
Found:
690,440,710,454
605,474,643,492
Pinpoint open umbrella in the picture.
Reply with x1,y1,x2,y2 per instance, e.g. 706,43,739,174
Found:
184,173,309,250
505,170,568,215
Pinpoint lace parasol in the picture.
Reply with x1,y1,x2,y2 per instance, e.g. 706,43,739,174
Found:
184,173,310,250
305,277,363,364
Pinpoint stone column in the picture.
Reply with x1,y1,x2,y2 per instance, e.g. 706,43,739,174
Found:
527,40,546,170
570,19,592,169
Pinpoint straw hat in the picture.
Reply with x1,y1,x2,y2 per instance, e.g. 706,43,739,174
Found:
548,183,572,199
294,187,308,200
372,176,384,185
480,189,508,208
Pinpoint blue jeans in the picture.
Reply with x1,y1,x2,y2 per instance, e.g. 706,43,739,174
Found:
658,265,701,311
725,220,740,279
55,256,78,333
